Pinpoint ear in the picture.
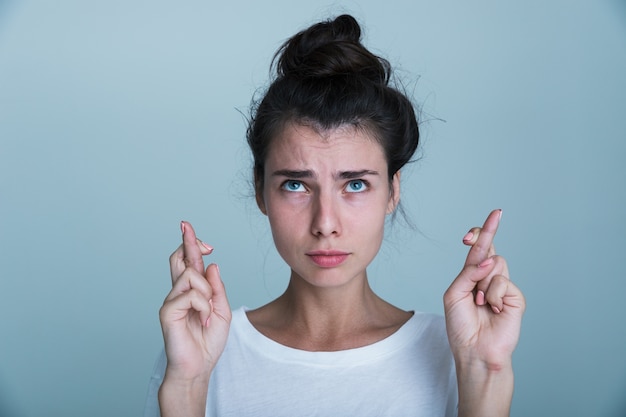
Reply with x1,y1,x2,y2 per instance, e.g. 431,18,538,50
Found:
386,171,401,214
254,171,267,215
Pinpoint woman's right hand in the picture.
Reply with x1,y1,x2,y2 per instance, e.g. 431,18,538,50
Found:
159,221,231,385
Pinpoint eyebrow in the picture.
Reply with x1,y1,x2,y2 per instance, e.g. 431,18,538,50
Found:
271,169,379,179
271,169,315,179
338,170,379,179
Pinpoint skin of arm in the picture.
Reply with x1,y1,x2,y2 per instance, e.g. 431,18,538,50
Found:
158,374,210,417
455,357,514,417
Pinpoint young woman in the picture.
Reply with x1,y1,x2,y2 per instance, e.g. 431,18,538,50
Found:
144,14,525,417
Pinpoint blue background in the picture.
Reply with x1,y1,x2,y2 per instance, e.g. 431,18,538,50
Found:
1,1,625,416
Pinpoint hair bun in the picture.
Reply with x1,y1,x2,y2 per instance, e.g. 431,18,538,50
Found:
274,14,390,84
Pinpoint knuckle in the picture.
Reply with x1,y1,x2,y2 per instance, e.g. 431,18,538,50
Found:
186,288,201,301
158,302,171,321
491,275,506,285
472,240,488,253
169,245,183,264
493,255,509,269
191,282,212,301
172,268,189,285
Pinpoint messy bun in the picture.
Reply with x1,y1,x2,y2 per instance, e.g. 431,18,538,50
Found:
248,14,419,196
274,14,390,84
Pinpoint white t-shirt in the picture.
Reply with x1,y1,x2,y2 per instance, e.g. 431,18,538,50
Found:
144,307,458,417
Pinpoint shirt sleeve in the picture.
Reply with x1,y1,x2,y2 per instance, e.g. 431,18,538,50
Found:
142,348,167,417
446,354,459,417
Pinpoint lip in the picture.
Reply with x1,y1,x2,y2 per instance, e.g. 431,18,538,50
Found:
306,250,350,267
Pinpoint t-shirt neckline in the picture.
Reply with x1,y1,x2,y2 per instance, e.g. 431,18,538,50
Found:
233,307,428,366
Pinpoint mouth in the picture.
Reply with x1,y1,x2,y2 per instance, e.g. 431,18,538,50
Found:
306,250,350,268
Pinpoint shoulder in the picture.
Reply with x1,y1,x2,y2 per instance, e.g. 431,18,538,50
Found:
411,311,446,331
404,311,450,349
227,306,254,336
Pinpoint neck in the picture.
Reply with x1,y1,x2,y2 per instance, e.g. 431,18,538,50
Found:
247,269,412,351
282,270,377,331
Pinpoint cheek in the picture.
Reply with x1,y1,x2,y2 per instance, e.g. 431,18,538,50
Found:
266,205,303,245
357,203,389,244
353,194,390,221
266,213,305,267
359,214,386,244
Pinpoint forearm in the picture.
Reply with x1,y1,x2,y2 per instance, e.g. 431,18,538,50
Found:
455,359,514,417
158,375,209,417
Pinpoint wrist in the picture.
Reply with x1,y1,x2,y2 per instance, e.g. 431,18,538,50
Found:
452,346,514,373
455,354,513,374
158,372,210,417
455,357,515,417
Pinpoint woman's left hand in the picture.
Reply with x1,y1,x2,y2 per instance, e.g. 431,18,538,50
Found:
444,209,526,370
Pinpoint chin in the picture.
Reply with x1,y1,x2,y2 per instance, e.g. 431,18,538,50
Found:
290,266,366,289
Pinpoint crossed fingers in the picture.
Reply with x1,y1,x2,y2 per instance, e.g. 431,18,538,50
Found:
169,221,214,285
463,209,502,267
461,209,511,313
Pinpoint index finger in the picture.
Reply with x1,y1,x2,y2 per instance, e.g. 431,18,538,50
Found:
181,221,205,274
464,209,502,266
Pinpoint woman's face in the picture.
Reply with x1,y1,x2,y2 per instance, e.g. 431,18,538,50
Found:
257,123,400,288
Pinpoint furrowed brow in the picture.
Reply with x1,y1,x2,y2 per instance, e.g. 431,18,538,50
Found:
271,169,315,179
337,170,379,180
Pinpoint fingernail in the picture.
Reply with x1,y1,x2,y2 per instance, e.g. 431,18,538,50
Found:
475,290,485,306
492,305,501,314
180,221,186,235
462,231,474,242
498,209,503,221
479,257,494,268
201,241,214,252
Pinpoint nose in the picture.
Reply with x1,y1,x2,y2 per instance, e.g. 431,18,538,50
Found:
310,190,341,237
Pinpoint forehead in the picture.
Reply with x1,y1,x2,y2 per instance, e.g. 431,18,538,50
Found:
266,123,387,170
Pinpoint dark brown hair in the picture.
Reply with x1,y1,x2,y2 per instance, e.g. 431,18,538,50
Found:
247,14,419,194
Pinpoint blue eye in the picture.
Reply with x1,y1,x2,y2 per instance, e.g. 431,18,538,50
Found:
346,180,367,193
283,180,306,192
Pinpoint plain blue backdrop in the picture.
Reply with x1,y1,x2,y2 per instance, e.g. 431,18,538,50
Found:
1,1,625,416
